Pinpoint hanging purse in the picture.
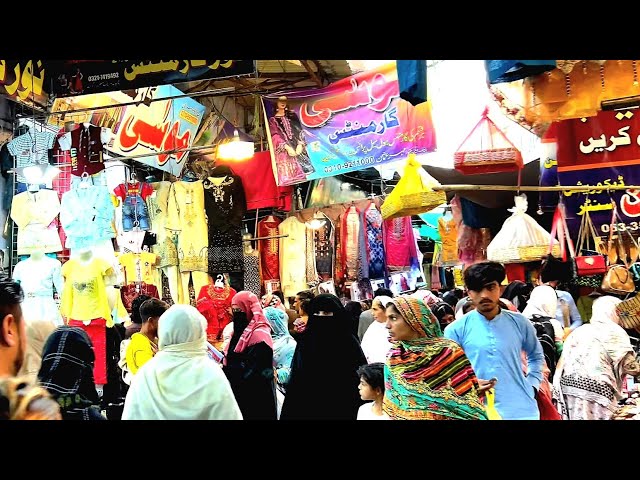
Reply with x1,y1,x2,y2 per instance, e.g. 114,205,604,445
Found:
615,292,640,331
540,204,572,283
573,209,607,279
601,205,637,295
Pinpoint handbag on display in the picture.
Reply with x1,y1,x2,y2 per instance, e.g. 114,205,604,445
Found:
539,204,573,283
601,205,637,296
571,209,607,287
453,107,523,175
381,154,447,220
616,293,640,331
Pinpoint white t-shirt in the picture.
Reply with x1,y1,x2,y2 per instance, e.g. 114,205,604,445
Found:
357,402,391,420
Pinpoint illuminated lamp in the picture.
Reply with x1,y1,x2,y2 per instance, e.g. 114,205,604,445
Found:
217,129,254,161
19,164,61,185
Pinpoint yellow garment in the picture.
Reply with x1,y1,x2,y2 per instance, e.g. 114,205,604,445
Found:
438,217,458,264
485,388,502,420
118,252,158,285
166,180,208,273
279,217,308,297
10,190,63,255
125,332,156,374
60,258,114,326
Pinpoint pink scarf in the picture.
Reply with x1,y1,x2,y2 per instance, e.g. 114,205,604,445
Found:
231,291,274,354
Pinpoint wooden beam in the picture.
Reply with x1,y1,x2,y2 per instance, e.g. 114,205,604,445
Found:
310,60,329,84
300,60,323,87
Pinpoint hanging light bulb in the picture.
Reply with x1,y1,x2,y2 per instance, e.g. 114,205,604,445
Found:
217,129,254,161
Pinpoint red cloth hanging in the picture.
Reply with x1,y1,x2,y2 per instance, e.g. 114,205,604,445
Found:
69,318,108,384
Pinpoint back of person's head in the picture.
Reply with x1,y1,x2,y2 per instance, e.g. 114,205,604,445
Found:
272,290,285,304
130,295,152,325
0,376,61,420
0,275,24,326
464,262,506,292
0,276,25,376
374,288,394,299
297,290,315,315
357,362,385,393
139,298,169,323
158,304,207,350
345,301,363,320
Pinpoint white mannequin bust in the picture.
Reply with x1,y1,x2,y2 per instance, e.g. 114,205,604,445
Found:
77,247,94,263
30,250,46,261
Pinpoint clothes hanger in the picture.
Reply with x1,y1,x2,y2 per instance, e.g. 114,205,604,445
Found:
214,274,225,288
79,171,91,189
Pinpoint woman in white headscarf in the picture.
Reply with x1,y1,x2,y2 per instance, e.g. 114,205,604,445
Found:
522,285,561,379
552,296,640,420
121,305,242,420
360,296,394,364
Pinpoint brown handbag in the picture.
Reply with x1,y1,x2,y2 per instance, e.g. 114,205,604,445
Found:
602,265,636,295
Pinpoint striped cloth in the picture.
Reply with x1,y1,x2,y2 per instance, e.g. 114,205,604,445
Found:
383,296,487,420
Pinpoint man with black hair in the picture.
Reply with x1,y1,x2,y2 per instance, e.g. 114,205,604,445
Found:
358,288,394,341
0,276,26,377
125,298,169,375
444,261,545,420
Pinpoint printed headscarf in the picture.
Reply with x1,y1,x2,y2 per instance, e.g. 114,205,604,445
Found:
383,296,487,420
37,326,104,420
261,293,286,312
230,291,273,355
264,307,297,386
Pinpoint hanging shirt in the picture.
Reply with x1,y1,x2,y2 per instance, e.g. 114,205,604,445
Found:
60,258,114,325
13,256,64,326
7,130,57,183
146,181,178,268
438,216,459,264
196,283,237,348
118,252,158,285
59,185,115,250
258,216,282,281
364,202,385,280
342,206,362,281
58,124,111,176
10,189,63,255
243,249,261,297
383,216,418,273
279,217,308,297
305,227,318,284
444,309,545,420
113,181,154,202
314,216,334,279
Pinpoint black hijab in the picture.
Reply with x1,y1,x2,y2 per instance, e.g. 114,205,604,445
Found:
38,327,105,420
280,294,367,420
502,281,532,312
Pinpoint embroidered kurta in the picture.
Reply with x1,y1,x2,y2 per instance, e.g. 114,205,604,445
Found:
343,206,362,282
203,169,247,274
364,202,385,279
279,217,308,297
12,256,64,326
166,180,208,273
146,181,178,268
118,252,158,285
314,216,334,280
244,250,261,297
383,216,418,273
196,284,237,347
258,216,281,282
10,189,63,255
60,185,115,250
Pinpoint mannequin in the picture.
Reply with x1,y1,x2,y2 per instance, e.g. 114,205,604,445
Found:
61,246,117,386
12,249,64,326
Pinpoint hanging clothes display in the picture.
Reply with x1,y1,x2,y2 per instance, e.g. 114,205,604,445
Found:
120,282,160,313
113,180,154,232
279,216,308,297
383,216,419,273
57,124,111,178
146,181,179,303
7,129,57,184
438,215,459,264
60,185,115,250
10,189,63,255
166,180,208,273
314,215,334,281
363,202,385,280
258,216,282,283
243,238,261,297
334,212,345,290
215,151,293,211
196,282,237,349
12,255,64,326
203,166,247,274
342,205,363,282
306,227,319,285
118,252,158,285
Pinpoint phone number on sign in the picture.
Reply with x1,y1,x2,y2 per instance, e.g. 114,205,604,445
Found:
323,157,375,174
601,222,640,233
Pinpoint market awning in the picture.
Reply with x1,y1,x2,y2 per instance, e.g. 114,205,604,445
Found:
423,160,540,209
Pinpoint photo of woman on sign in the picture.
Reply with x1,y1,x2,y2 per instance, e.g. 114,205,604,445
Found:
268,95,315,184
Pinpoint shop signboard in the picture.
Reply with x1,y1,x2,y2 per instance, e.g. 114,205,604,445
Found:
556,110,640,236
48,60,255,97
0,59,48,106
48,84,205,176
262,62,436,186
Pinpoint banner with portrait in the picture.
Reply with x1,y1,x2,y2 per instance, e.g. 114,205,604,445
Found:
262,62,436,186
